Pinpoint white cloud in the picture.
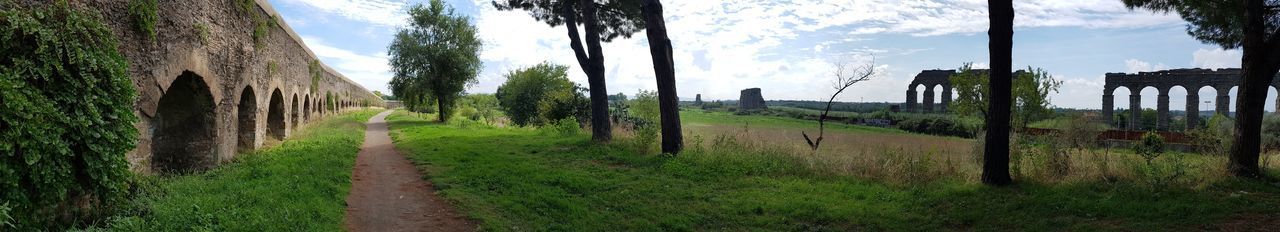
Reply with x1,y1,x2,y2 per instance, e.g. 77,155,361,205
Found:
1192,48,1241,69
1124,59,1168,73
280,0,408,27
299,36,393,93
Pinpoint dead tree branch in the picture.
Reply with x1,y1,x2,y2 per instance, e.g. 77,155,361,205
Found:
804,56,875,151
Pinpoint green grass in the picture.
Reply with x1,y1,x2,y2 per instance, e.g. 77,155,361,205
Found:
88,109,382,231
387,111,1280,231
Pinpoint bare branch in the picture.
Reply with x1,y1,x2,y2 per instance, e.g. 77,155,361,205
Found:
802,55,876,151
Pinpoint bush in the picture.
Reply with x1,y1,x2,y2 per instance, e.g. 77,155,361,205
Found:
1,2,139,229
894,115,975,138
458,93,500,122
1134,131,1165,165
496,62,580,126
1261,114,1280,153
537,87,589,125
543,117,581,136
1188,114,1233,156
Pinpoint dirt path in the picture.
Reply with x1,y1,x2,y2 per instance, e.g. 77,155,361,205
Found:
344,110,474,232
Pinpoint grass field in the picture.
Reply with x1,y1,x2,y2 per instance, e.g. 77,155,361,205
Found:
85,109,381,231
386,110,1280,231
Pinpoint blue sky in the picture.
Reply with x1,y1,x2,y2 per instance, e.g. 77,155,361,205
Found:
268,0,1257,110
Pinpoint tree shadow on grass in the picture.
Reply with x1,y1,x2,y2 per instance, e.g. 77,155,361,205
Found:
905,180,1280,231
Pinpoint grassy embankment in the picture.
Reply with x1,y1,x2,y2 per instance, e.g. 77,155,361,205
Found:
386,110,1280,231
86,109,382,231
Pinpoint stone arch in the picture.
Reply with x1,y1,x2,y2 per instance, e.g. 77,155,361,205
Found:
1168,85,1189,130
1108,86,1133,129
1197,85,1221,117
236,86,257,153
303,95,311,121
268,88,286,139
152,71,218,173
291,93,299,128
1133,86,1158,130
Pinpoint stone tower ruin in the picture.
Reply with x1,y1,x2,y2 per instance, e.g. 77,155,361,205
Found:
739,88,767,110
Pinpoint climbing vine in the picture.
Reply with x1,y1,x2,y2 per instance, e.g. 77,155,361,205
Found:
127,0,156,41
309,60,322,91
0,2,137,229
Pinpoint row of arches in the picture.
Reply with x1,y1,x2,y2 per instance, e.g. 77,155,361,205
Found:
151,71,370,173
1102,85,1280,131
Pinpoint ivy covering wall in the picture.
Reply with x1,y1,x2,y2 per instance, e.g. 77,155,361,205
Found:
0,1,138,229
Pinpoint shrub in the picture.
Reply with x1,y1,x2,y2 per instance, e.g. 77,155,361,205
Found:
127,0,157,40
1188,114,1233,156
894,115,975,138
458,93,500,122
544,117,581,136
537,87,589,125
1261,114,1280,153
1,2,138,229
496,62,578,126
1134,131,1165,166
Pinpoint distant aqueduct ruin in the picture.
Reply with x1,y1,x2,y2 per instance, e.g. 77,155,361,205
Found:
904,68,1280,131
14,0,384,174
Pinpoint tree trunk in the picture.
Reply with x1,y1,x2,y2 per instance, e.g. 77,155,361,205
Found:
437,97,448,122
1228,0,1276,178
564,0,612,142
982,0,1014,185
642,0,682,154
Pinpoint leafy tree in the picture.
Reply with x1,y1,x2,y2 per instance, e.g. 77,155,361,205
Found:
949,64,1062,130
538,86,590,125
1122,0,1280,178
608,92,628,103
640,0,682,154
496,62,579,126
493,0,645,142
388,0,483,122
983,0,1015,185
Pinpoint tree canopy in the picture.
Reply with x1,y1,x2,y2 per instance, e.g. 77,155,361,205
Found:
1122,0,1277,49
491,0,644,42
949,63,1062,129
496,62,584,126
388,0,483,122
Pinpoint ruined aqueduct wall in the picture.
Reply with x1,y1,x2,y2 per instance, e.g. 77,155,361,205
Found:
16,0,383,174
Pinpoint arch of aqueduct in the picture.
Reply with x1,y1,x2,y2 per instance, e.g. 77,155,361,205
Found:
14,0,385,174
904,68,1280,131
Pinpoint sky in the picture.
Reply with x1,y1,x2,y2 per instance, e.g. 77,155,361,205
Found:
268,0,1262,111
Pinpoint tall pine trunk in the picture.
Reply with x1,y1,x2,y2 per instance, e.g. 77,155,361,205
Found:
1228,0,1274,178
642,0,682,154
982,0,1014,185
563,0,612,142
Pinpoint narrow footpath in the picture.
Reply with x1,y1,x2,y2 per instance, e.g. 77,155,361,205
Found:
344,110,473,232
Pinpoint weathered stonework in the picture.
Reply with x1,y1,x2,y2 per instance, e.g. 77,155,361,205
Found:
904,70,955,113
1103,68,1280,131
739,88,767,110
14,0,383,174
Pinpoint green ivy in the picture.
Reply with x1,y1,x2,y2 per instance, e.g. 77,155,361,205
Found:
266,60,278,77
0,2,138,229
127,0,157,41
309,60,322,91
194,22,209,44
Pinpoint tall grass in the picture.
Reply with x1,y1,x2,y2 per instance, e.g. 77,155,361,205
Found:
671,120,1239,188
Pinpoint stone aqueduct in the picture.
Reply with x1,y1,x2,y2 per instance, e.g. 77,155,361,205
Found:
904,68,1280,131
1102,68,1280,131
15,1,384,173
